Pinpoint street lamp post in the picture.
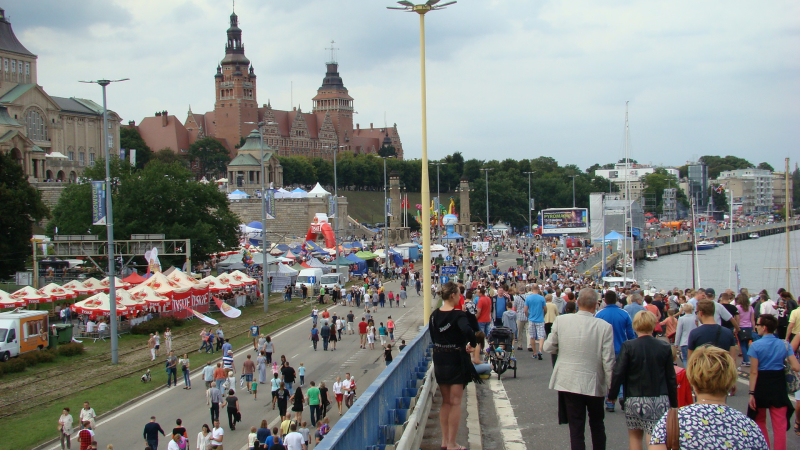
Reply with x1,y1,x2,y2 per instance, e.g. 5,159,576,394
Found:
80,78,128,364
380,155,395,274
524,171,535,238
324,144,346,280
432,161,444,242
388,0,456,324
481,167,493,235
570,175,577,208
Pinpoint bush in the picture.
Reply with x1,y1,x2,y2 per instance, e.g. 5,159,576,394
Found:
2,358,27,373
18,352,39,367
33,349,57,363
130,316,185,335
58,342,85,357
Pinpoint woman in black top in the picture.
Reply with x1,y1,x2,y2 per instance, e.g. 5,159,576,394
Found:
429,281,478,450
319,381,330,418
220,389,240,430
384,344,393,366
274,382,290,418
290,386,305,422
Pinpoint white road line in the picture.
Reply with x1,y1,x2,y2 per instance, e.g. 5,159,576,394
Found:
488,378,527,450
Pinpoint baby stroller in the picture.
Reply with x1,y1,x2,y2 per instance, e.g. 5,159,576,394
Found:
486,327,516,379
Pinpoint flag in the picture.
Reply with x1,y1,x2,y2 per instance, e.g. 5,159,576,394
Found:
189,308,218,325
735,264,741,292
214,296,242,318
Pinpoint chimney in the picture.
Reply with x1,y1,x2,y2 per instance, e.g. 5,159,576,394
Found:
128,120,135,126
161,111,168,127
356,123,360,130
370,123,373,129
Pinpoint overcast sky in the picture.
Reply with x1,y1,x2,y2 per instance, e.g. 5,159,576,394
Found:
8,0,799,171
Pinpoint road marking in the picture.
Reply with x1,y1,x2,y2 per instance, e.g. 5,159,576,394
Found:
488,378,527,450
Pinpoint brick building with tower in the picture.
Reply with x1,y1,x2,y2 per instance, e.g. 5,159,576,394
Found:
132,9,403,168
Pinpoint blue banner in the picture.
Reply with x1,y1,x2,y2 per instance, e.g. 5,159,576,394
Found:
328,195,337,218
265,189,275,219
441,266,458,275
386,197,392,217
91,181,107,225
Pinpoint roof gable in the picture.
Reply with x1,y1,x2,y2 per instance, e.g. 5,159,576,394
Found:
0,11,35,57
228,153,260,166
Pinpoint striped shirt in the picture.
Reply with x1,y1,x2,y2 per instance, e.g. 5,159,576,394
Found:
222,355,234,369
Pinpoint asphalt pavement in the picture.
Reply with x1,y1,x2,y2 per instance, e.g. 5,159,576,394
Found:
49,275,426,450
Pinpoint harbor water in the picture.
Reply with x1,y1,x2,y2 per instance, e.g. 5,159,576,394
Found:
634,229,800,296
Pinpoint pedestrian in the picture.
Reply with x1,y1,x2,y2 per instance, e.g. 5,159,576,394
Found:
283,422,305,450
179,353,191,389
384,344,393,367
281,361,296,393
143,416,165,450
242,354,256,393
148,333,157,361
256,419,271,445
215,326,225,352
342,373,356,409
257,351,268,384
274,381,290,418
747,313,800,448
213,362,226,391
196,424,212,450
429,281,479,450
387,316,395,342
208,384,222,424
154,331,161,357
649,345,768,449
687,299,737,364
358,317,368,348
329,322,338,350
475,287,492,336
378,322,388,346
513,286,528,349
222,350,235,374
332,376,344,414
366,322,376,350
319,381,330,418
166,351,178,388
79,401,97,431
58,407,74,450
264,335,275,364
221,389,240,430
210,420,224,449
310,325,319,351
543,288,615,450
307,381,321,427
164,327,172,353
524,285,547,360
290,386,305,423
607,311,678,450
595,289,636,412
206,331,215,354
321,321,331,351
78,421,94,450
674,303,698,365
166,432,185,450
347,311,355,335
399,288,407,307
298,362,306,387
250,321,260,351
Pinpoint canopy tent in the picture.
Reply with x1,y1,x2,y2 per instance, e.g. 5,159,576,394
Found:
274,188,292,199
228,270,258,285
40,283,76,301
303,241,324,253
250,252,293,266
216,252,244,269
129,272,186,297
325,256,353,266
247,221,263,230
110,288,147,311
63,280,96,295
167,268,209,290
129,286,171,305
71,293,129,317
162,266,176,276
228,189,250,200
430,244,449,260
442,232,464,240
291,263,306,272
199,275,233,293
290,188,308,198
216,272,246,288
595,231,624,241
81,277,104,292
0,289,24,308
11,286,51,304
308,182,331,198
122,272,147,285
305,257,327,269
99,277,131,292
355,251,378,260
345,253,368,275
267,263,299,276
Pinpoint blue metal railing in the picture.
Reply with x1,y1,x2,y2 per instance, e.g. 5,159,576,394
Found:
315,324,432,450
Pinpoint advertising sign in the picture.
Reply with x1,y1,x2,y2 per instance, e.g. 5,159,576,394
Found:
91,181,107,225
328,195,337,218
265,189,275,219
541,208,589,234
441,266,458,275
529,198,536,211
386,198,392,217
471,241,490,252
129,149,136,167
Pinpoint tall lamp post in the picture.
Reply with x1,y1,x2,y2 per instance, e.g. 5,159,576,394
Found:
524,171,535,238
380,155,395,273
569,175,577,208
246,121,278,313
481,167,493,235
431,161,444,242
324,144,346,279
80,78,129,364
388,0,456,324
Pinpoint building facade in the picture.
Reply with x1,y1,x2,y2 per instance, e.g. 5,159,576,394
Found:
132,10,403,169
594,163,679,202
0,8,120,183
772,172,793,213
718,168,774,214
686,162,709,209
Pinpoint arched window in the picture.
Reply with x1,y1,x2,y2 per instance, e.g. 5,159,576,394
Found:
25,108,47,141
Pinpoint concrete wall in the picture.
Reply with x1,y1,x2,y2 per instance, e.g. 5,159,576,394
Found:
228,196,349,241
32,182,67,227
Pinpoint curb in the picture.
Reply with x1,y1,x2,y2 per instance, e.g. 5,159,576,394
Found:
466,382,483,450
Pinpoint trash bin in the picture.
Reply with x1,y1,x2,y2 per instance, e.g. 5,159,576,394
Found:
54,323,73,344
516,258,524,266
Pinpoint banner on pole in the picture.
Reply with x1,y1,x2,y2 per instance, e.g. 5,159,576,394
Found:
189,308,218,325
386,197,393,217
214,296,242,318
265,189,275,219
129,149,136,167
91,181,107,225
530,198,536,211
119,148,125,160
328,195,337,218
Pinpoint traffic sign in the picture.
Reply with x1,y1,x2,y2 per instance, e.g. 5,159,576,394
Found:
441,276,450,284
441,266,458,275
445,255,452,261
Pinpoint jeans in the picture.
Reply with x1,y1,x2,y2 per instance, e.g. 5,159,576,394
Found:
200,341,208,352
680,345,689,367
300,376,305,386
309,404,322,427
147,439,159,450
754,406,787,450
227,408,238,429
285,382,293,393
216,379,225,391
562,392,606,450
210,402,219,423
478,322,492,336
183,369,191,387
60,431,71,449
323,336,329,351
312,339,318,350
167,367,177,386
389,330,394,341
740,327,752,364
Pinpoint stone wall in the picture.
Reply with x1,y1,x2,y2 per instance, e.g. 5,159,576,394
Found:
227,196,349,242
32,182,68,227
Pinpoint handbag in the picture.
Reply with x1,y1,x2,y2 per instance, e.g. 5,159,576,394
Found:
783,341,800,394
665,407,680,450
737,328,753,343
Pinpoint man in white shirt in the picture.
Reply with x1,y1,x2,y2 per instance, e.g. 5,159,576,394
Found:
342,373,356,409
167,432,184,450
97,321,108,332
210,420,224,449
86,320,96,333
283,422,306,450
761,296,778,316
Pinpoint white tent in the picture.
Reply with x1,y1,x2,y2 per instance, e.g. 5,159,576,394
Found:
290,188,308,198
308,183,331,198
228,190,250,200
275,188,292,199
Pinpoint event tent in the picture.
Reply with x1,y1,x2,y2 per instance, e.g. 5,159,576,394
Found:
0,289,24,308
81,277,103,292
595,231,624,241
99,277,130,292
345,253,367,275
290,188,308,198
355,251,378,260
442,232,464,240
199,275,233,293
274,188,292,198
267,264,299,276
325,256,353,266
308,183,331,198
122,272,147,285
129,286,171,305
63,280,96,295
71,293,129,317
40,283,76,301
11,286,51,304
228,190,250,200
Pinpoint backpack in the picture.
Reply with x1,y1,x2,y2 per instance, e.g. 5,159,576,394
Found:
464,300,477,316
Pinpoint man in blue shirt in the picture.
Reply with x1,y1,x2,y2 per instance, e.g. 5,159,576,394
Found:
494,284,510,327
596,290,635,412
623,293,646,320
524,285,547,360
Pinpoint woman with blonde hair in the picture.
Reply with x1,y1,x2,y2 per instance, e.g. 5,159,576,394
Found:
649,346,767,449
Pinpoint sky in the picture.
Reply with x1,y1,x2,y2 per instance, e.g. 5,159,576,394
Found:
7,0,799,171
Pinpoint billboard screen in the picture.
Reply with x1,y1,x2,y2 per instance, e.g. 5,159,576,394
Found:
541,208,589,234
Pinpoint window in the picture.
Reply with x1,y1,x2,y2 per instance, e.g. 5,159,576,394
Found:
24,319,44,339
78,152,85,166
68,151,74,161
25,62,29,75
10,60,14,72
89,152,95,166
25,109,47,141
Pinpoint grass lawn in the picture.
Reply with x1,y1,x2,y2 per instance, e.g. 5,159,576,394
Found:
8,297,316,450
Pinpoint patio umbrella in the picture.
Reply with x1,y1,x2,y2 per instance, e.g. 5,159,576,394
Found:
39,283,76,301
71,293,129,317
11,286,52,305
0,289,24,308
63,280,95,295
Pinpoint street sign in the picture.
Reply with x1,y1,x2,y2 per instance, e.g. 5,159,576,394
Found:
441,266,458,275
440,276,449,284
445,255,452,261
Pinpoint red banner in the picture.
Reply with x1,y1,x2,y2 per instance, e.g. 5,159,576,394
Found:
168,287,210,319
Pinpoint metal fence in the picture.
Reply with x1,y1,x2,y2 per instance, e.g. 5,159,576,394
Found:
315,324,432,450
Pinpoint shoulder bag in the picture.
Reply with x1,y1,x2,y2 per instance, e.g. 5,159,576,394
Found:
783,341,800,394
665,407,680,449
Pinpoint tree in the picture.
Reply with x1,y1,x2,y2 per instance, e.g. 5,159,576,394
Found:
708,186,729,213
47,159,238,263
153,148,184,166
188,137,230,179
0,153,50,277
757,162,775,172
640,169,687,215
377,143,397,158
120,127,152,169
698,155,754,179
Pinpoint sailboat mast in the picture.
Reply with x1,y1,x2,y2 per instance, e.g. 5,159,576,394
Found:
728,188,733,290
786,157,792,291
691,199,697,290
623,102,630,283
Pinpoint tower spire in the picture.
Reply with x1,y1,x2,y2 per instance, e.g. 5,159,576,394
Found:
325,40,339,64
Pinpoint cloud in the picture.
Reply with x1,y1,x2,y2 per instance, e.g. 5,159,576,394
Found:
7,0,799,170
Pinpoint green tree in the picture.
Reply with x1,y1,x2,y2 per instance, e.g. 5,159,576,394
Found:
120,127,152,169
153,148,185,166
0,153,50,277
377,143,397,158
793,166,800,213
708,185,729,213
188,137,230,179
698,155,754,179
640,169,687,214
47,159,238,263
757,162,775,172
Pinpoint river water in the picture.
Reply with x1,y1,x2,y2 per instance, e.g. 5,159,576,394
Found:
634,230,800,296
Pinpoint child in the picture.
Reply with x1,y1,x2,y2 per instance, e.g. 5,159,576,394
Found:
495,344,506,358
314,420,325,444
271,361,279,376
299,421,310,448
251,378,258,400
320,417,330,435
248,426,258,450
298,363,305,387
266,427,282,448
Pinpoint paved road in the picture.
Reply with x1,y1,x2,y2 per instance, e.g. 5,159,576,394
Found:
52,276,427,450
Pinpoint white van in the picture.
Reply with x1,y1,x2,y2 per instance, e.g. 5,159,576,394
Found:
320,273,348,290
0,309,49,361
295,268,324,292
